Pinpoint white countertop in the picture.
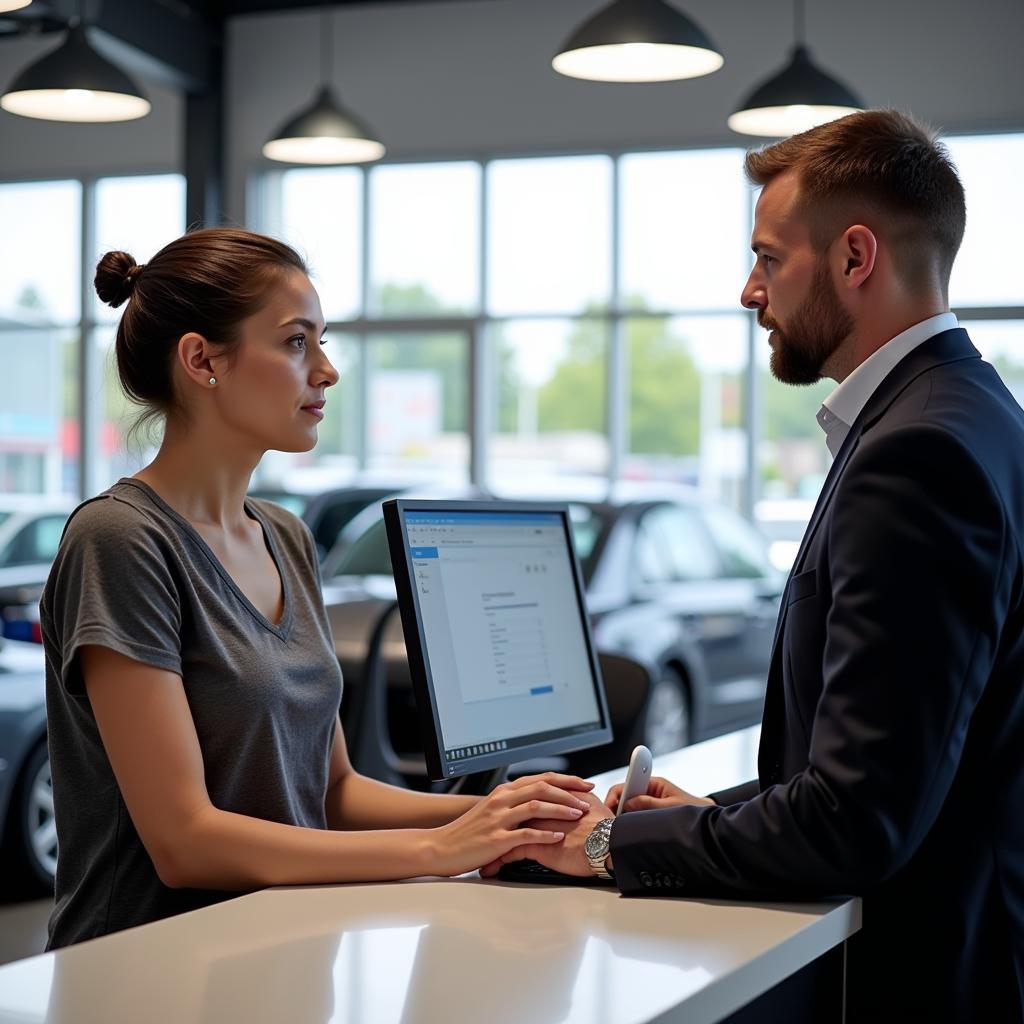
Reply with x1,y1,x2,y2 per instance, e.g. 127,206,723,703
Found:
0,727,861,1024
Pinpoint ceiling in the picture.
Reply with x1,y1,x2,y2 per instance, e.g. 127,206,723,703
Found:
0,0,490,89
0,0,488,32
208,0,490,11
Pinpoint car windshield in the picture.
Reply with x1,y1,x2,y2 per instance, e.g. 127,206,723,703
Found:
569,503,608,583
332,520,392,576
312,492,395,555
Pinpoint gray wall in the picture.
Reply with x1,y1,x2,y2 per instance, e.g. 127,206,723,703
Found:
2,0,1023,214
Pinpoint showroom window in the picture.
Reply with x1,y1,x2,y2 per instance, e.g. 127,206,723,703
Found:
944,135,1024,417
8,134,1020,511
258,135,1024,515
257,149,756,509
0,173,184,500
0,180,81,496
93,174,187,485
369,162,480,318
755,133,1024,523
491,317,610,485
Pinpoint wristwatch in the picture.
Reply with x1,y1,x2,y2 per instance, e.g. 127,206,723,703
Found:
584,817,615,879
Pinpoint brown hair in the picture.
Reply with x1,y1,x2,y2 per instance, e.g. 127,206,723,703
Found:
95,227,308,441
744,109,966,295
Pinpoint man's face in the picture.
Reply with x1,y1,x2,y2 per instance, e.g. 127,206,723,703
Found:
740,171,853,385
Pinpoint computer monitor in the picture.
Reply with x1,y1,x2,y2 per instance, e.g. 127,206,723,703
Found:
383,499,612,782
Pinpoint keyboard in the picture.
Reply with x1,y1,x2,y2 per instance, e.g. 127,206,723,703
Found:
495,859,615,887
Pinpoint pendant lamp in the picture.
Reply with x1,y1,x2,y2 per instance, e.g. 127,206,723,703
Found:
728,0,863,137
0,12,150,123
0,2,33,12
552,0,723,83
263,6,384,165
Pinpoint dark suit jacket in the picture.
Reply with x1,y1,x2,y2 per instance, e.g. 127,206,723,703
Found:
610,329,1024,1022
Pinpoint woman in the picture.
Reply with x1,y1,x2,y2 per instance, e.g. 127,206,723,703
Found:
40,228,594,950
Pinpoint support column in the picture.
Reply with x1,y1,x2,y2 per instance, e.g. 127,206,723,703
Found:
184,45,224,229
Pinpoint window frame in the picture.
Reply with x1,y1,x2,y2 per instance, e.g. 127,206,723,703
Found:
0,168,185,500
256,133,1024,518
9,129,1023,508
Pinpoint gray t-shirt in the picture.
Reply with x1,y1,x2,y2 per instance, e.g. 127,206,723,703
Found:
40,479,343,949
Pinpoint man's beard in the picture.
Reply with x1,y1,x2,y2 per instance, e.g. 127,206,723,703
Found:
762,260,853,385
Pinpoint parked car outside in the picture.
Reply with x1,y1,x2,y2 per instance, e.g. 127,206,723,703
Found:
0,636,52,892
0,497,74,644
322,484,784,758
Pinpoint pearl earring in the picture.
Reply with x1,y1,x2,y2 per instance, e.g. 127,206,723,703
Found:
208,376,217,385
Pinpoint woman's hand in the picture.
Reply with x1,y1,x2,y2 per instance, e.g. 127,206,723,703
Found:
605,775,715,814
427,772,595,877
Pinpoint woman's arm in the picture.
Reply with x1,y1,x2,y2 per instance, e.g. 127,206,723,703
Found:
81,645,593,890
324,719,480,830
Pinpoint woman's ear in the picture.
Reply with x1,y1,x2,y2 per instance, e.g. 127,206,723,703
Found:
176,333,217,389
836,224,878,291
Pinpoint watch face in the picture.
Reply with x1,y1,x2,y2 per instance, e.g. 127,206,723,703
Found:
585,819,611,859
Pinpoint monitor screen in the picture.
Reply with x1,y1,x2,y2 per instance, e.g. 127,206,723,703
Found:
384,499,612,780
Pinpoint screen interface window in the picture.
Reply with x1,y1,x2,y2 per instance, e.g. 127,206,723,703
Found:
404,511,602,771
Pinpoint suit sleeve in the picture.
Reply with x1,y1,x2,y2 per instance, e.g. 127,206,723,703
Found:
610,423,1014,897
708,781,759,806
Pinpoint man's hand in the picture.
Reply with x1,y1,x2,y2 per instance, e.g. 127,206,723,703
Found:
605,775,715,813
480,791,612,878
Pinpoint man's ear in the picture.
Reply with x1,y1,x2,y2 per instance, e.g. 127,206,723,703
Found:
835,225,877,291
176,332,217,389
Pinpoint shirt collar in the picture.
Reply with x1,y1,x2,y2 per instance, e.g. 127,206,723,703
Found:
822,312,960,431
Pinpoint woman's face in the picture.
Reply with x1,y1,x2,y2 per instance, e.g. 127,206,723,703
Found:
210,270,339,454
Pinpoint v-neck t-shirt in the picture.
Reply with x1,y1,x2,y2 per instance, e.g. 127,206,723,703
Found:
40,479,344,949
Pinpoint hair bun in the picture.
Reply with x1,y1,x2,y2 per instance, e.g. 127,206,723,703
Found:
95,250,144,308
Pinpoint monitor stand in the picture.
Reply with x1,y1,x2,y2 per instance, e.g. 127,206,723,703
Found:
450,766,509,796
448,756,575,796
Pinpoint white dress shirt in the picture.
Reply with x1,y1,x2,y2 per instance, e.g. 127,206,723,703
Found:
815,312,960,457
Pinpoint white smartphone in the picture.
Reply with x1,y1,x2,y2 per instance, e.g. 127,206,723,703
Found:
616,744,653,817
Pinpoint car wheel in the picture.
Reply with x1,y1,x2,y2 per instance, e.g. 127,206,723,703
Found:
5,740,56,893
644,668,691,755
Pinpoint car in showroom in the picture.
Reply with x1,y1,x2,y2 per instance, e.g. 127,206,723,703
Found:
0,636,51,892
0,483,782,889
754,496,816,572
0,484,400,646
0,497,74,644
249,482,409,562
0,483,456,890
323,484,784,758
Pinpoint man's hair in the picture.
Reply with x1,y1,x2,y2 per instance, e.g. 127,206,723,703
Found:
744,109,966,295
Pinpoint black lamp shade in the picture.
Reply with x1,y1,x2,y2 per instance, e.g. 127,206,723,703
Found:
0,25,150,122
728,45,864,137
553,0,724,82
263,86,385,164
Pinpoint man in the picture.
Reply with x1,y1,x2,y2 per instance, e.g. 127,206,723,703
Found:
485,110,1024,1022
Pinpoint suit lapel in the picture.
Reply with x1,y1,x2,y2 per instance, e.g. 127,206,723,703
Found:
767,328,980,663
758,328,980,784
769,425,860,654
